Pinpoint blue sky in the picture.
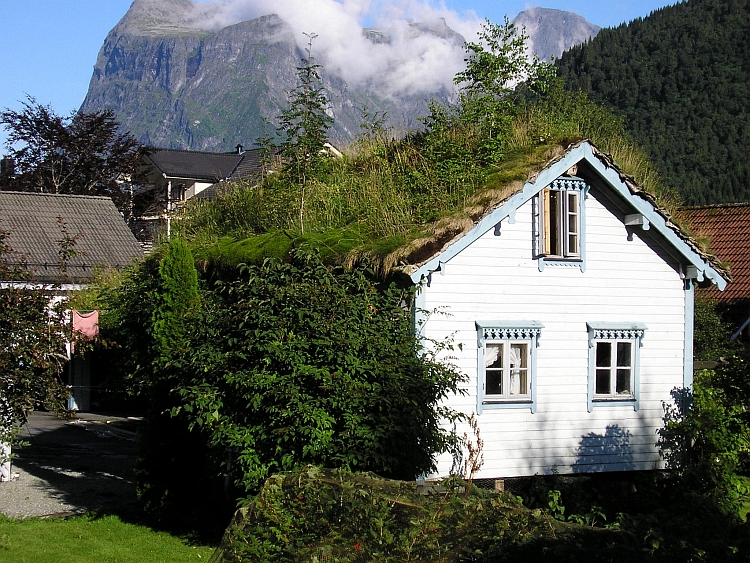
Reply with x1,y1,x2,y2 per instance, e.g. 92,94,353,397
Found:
0,0,677,149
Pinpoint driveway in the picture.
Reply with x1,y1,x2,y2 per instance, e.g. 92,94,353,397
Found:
0,411,141,519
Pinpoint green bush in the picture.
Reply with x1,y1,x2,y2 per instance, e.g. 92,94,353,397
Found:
659,355,750,515
175,250,465,494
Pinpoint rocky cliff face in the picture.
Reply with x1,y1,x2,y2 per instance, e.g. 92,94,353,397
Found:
514,8,600,61
81,1,598,151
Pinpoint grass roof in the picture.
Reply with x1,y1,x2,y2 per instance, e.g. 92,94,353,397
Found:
172,92,727,280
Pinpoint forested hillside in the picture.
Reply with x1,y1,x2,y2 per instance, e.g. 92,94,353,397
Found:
556,0,750,205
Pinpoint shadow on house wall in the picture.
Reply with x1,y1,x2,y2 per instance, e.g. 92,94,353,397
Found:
572,424,636,473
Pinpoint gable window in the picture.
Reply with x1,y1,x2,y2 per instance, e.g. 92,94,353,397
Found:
542,188,579,257
476,322,543,414
537,177,588,272
587,323,646,412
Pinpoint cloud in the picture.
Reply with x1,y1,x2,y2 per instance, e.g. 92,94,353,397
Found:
187,0,483,97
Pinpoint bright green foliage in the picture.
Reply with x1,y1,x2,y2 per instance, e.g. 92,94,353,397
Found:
174,250,464,494
0,514,213,563
174,53,660,270
452,17,554,163
277,33,334,233
659,357,750,515
152,238,200,368
99,255,163,397
100,244,218,530
208,466,673,563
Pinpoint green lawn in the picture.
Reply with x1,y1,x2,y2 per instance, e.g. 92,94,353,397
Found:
0,514,215,563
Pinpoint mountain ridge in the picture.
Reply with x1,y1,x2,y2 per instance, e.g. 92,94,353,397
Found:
82,3,599,151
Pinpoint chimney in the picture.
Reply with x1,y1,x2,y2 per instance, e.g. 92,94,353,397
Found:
0,156,15,177
235,144,244,154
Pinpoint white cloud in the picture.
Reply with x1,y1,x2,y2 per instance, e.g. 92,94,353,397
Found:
188,0,483,97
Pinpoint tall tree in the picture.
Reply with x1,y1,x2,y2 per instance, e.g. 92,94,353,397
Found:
0,96,148,217
278,34,334,234
453,17,553,161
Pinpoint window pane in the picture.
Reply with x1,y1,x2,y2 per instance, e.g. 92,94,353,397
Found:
485,344,502,369
596,369,610,395
509,343,528,395
616,342,632,367
568,232,578,255
485,344,503,395
596,342,611,368
510,343,527,368
486,370,503,395
616,368,632,394
548,190,560,255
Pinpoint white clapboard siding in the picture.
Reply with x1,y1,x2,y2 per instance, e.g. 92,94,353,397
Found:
422,189,687,478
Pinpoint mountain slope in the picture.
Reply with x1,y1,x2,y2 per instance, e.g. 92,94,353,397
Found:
514,8,600,61
556,0,750,205
81,1,598,151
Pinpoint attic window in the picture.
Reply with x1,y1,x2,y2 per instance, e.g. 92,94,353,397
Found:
537,177,588,272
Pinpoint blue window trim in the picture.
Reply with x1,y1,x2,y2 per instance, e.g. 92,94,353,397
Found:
587,322,646,412
476,321,543,415
537,176,589,273
684,279,694,389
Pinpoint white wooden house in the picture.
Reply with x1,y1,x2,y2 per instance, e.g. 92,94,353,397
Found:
406,141,728,479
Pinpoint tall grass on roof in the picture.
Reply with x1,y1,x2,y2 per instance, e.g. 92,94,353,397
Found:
175,83,673,276
173,18,676,274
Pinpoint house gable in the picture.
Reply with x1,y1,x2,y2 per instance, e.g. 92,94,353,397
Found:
410,142,727,292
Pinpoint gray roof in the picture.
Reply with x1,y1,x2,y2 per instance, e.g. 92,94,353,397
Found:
145,148,269,182
0,192,144,283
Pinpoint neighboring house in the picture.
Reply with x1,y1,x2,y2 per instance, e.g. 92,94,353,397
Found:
136,146,270,244
680,203,750,343
0,191,144,411
404,141,727,480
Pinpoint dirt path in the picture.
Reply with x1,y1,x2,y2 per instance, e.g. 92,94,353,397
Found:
0,411,140,519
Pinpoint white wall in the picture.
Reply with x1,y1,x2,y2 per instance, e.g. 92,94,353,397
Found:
423,188,686,478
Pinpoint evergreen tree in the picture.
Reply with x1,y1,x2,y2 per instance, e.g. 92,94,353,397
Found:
278,33,334,233
556,0,750,204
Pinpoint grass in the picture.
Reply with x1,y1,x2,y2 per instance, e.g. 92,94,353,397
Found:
0,514,215,563
171,86,687,277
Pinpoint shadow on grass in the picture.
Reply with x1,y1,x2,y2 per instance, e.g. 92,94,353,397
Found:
11,411,228,546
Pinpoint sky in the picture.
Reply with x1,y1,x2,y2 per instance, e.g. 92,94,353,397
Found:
0,0,677,149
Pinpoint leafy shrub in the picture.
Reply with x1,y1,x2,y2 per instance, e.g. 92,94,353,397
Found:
174,249,465,494
659,356,750,515
209,466,636,563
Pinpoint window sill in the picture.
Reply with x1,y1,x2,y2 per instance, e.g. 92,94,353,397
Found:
591,398,637,409
482,400,534,410
538,256,584,272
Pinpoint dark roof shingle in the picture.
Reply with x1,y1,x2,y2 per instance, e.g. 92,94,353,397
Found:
0,192,144,283
145,148,267,182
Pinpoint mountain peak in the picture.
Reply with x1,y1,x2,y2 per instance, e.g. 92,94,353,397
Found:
513,8,599,60
115,0,207,37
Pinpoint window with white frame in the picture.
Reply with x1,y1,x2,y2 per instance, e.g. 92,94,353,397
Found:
476,322,542,414
485,341,530,398
538,177,588,265
587,323,646,411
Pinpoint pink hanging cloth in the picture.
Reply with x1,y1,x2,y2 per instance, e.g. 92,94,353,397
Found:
71,310,99,353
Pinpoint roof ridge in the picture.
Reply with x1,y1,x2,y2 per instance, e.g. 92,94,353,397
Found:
681,202,750,210
0,191,111,201
147,147,264,156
